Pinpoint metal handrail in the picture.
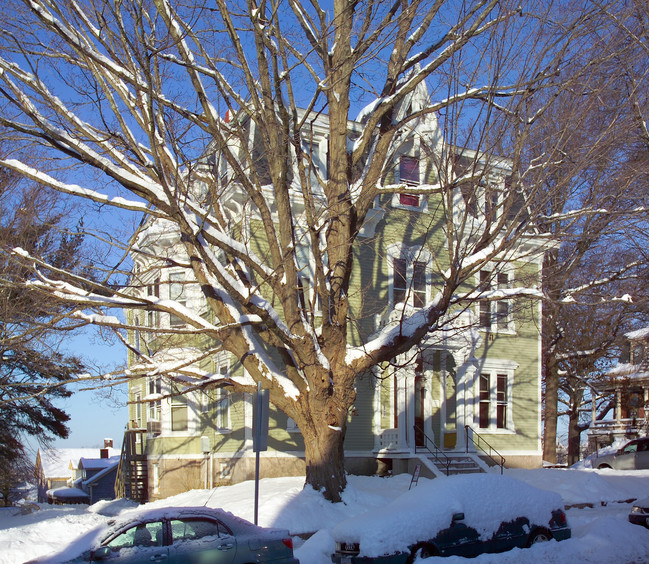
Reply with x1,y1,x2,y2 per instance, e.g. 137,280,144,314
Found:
413,424,451,476
465,425,505,474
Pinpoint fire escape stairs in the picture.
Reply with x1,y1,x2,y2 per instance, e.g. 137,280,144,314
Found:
115,428,149,503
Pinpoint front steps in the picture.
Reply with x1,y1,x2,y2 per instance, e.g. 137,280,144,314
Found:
413,448,488,477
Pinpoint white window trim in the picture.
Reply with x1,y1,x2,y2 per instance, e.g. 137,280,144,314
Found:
475,359,518,432
387,244,432,308
475,266,516,334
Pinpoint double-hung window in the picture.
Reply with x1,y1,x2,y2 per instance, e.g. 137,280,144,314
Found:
393,257,426,308
170,386,188,432
478,269,512,332
479,372,509,429
389,245,430,309
476,362,517,431
295,236,323,318
203,360,231,432
169,272,186,327
147,376,162,422
147,279,160,328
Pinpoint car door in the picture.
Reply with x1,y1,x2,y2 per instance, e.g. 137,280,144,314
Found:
433,515,481,558
96,520,167,564
615,441,638,470
167,517,236,564
635,440,649,469
490,518,529,553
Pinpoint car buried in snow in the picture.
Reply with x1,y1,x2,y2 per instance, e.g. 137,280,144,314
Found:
330,474,571,563
629,496,649,528
29,506,299,564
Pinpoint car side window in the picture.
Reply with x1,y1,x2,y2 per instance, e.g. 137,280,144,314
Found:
623,443,638,454
106,521,164,550
170,518,230,543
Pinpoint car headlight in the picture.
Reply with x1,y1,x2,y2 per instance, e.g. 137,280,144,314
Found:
631,506,646,514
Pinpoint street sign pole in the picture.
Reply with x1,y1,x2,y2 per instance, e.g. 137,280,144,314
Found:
253,381,269,525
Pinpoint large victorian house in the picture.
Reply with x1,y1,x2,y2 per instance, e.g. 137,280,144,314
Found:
588,327,649,451
120,83,547,502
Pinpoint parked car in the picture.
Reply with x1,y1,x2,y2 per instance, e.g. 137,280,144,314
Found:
595,438,649,470
629,496,649,528
331,474,570,563
30,506,299,564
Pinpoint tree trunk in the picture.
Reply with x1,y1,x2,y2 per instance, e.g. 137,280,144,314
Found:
302,424,347,502
543,364,559,464
567,410,582,466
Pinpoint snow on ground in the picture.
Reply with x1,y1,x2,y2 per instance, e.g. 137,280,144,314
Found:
2,468,649,564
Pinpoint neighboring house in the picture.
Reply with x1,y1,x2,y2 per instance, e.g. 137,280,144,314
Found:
35,440,120,504
123,82,547,501
588,327,649,450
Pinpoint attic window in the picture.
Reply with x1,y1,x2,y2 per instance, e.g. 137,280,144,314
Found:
396,156,425,209
399,156,420,185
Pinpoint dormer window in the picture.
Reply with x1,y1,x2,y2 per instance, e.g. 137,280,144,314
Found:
392,155,428,211
400,156,420,185
399,156,420,207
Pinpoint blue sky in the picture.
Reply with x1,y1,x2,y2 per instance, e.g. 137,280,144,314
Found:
53,329,128,449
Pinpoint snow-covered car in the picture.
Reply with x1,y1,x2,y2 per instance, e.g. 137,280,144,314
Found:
629,496,649,528
595,438,649,470
30,506,299,564
331,474,570,563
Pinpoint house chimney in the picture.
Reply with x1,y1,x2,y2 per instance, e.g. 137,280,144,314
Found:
100,448,109,459
104,438,113,448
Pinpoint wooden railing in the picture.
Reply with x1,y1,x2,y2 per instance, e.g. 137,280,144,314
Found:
465,425,505,474
413,425,451,476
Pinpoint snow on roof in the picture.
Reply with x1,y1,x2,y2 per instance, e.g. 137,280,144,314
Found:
47,487,90,500
627,326,649,340
82,461,120,488
332,473,564,558
79,456,121,470
38,448,120,477
605,362,649,381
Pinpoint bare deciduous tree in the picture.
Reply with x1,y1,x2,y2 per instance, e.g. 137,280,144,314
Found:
0,0,610,499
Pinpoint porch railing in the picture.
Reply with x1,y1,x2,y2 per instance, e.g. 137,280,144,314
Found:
465,425,505,474
413,424,451,476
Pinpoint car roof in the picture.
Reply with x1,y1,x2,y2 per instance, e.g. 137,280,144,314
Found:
102,506,279,541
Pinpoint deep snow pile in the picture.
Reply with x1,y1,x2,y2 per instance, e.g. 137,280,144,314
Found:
331,474,563,558
2,469,649,564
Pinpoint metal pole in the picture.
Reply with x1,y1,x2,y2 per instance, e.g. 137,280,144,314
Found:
254,381,261,525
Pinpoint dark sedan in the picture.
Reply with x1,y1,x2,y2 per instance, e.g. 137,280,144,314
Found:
629,496,649,528
331,474,570,563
